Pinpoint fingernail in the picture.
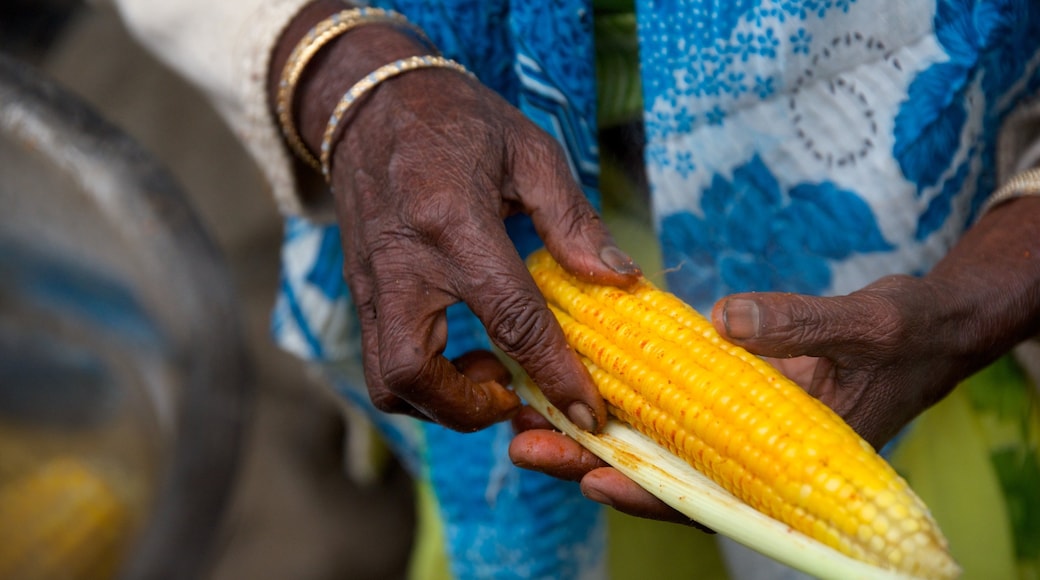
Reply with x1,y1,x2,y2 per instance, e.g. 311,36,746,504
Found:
567,402,598,432
600,245,638,276
582,484,613,507
724,298,760,339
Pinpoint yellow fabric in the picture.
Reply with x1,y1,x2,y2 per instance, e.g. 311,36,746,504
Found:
607,512,728,579
408,479,452,580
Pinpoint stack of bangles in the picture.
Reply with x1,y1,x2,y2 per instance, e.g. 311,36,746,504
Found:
274,7,474,181
980,166,1040,216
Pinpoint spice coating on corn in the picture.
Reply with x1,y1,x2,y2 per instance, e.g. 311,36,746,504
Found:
527,249,959,580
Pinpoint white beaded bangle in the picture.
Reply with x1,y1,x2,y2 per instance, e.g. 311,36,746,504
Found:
980,167,1040,216
320,55,474,181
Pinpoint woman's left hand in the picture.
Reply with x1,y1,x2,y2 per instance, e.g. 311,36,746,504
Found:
511,276,969,523
511,195,1040,521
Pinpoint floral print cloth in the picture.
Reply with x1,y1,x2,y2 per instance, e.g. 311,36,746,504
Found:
271,1,1040,578
642,0,1040,312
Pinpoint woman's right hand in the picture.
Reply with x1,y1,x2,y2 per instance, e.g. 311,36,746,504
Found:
270,1,641,433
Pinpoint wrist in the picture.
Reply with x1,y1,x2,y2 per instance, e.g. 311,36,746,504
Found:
268,2,431,172
299,25,431,156
926,196,1040,363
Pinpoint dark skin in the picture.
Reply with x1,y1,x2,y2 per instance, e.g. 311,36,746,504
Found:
513,194,1040,522
270,1,640,433
272,1,1040,524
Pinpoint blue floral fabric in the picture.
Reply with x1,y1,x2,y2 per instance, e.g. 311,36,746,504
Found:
660,154,894,302
637,0,1040,312
894,0,1040,238
270,0,1040,578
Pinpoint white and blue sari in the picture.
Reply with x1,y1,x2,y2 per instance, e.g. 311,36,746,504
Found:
271,1,1040,578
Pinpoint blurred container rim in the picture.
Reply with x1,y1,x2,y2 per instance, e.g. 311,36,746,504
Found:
0,52,253,579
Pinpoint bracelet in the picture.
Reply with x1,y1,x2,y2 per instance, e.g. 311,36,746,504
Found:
320,55,474,181
980,167,1040,216
276,7,433,171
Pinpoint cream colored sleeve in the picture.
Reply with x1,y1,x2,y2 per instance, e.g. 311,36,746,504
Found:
105,0,323,217
995,95,1040,379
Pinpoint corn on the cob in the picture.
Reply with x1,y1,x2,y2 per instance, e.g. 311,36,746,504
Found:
524,248,959,580
0,457,131,580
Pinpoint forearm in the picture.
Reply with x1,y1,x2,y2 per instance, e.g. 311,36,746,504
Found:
925,195,1040,367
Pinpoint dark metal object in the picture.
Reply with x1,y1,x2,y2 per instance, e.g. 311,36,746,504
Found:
0,53,251,579
0,0,83,63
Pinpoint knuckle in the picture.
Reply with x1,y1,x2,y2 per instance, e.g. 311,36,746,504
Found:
865,302,906,352
557,199,602,238
486,295,555,357
380,348,430,399
369,391,403,414
857,275,921,350
513,124,566,167
786,281,913,360
760,297,827,346
402,190,473,246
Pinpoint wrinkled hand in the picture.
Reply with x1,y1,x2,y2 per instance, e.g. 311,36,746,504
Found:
510,273,992,524
712,275,979,449
271,3,641,434
324,53,638,432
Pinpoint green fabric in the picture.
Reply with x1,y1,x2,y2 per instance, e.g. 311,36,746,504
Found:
594,12,643,128
593,0,636,14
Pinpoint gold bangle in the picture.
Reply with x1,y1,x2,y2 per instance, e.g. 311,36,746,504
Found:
276,7,433,171
320,55,474,181
980,167,1040,216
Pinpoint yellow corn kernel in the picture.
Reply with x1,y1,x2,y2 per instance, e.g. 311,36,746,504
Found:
0,457,131,580
527,249,959,580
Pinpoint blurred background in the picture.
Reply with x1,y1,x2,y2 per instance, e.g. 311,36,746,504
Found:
0,1,415,579
6,3,1039,580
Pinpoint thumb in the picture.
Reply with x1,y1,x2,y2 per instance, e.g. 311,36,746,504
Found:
711,292,864,359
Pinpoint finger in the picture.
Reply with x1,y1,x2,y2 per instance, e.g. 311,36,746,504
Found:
511,406,556,433
334,170,430,421
710,291,886,360
346,261,429,420
505,127,640,286
581,468,711,530
452,349,512,387
377,309,521,431
448,221,608,432
370,265,521,432
508,429,608,481
384,345,521,431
